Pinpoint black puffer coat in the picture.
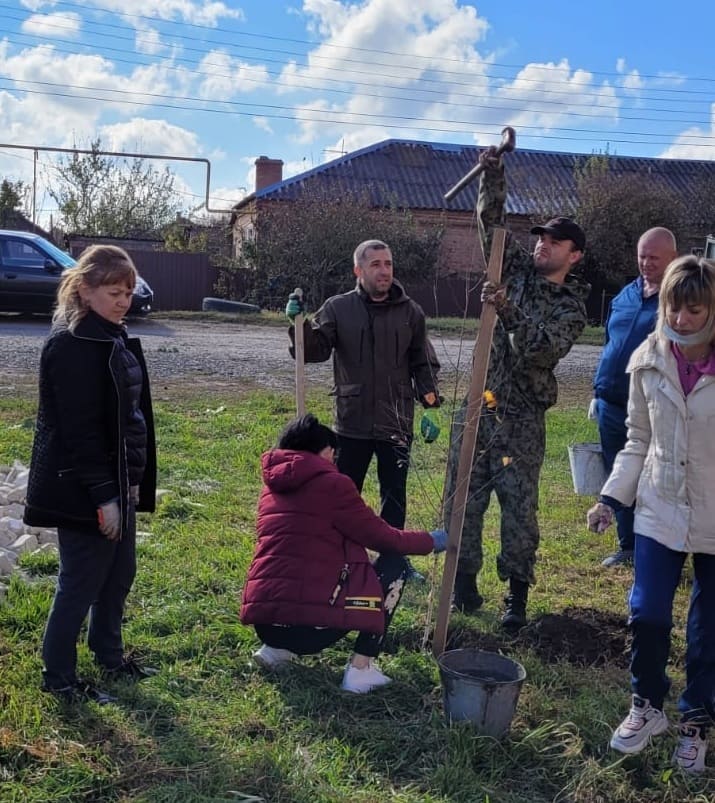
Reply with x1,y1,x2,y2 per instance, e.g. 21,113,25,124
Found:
23,310,156,536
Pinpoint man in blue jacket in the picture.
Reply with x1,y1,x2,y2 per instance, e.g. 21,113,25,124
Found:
591,227,677,567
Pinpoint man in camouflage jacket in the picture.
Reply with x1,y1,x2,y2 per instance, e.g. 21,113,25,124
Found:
445,146,590,628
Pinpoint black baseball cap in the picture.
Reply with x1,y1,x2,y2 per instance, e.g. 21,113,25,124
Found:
531,217,586,252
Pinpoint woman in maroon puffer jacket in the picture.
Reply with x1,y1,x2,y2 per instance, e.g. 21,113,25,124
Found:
240,414,446,693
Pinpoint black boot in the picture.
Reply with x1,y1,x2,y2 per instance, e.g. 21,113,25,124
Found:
502,578,528,629
452,571,484,614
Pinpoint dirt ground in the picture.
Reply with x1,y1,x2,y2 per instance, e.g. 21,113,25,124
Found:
450,607,630,668
0,315,602,402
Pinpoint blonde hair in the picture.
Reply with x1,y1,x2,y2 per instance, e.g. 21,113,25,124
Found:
656,255,715,344
53,245,137,331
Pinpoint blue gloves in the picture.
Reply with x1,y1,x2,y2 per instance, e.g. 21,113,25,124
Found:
285,291,304,320
430,528,448,553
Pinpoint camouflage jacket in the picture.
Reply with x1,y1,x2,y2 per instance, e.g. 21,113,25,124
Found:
477,162,590,413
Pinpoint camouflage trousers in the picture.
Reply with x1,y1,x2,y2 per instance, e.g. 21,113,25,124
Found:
443,404,546,585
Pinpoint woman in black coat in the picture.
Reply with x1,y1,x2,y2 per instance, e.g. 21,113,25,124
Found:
24,245,157,703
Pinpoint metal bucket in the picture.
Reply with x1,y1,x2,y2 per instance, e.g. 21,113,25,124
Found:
437,648,526,738
567,442,607,495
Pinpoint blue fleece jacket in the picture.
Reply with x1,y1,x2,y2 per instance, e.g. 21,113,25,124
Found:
593,276,659,407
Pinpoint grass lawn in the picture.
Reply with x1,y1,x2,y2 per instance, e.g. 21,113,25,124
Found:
0,376,710,803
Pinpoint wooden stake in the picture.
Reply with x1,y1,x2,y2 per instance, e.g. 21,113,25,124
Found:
432,227,506,658
293,288,306,416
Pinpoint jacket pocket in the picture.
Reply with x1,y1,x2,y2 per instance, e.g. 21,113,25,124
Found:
333,383,363,424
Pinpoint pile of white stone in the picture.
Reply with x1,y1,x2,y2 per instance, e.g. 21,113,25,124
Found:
0,461,59,601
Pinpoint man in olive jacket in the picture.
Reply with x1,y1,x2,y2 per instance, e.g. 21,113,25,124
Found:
289,239,440,533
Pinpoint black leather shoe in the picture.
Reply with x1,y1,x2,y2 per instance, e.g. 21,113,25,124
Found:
42,679,117,705
103,657,158,680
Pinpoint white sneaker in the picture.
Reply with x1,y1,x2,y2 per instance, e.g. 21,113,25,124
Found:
341,660,392,694
673,723,708,773
610,695,669,754
252,644,296,670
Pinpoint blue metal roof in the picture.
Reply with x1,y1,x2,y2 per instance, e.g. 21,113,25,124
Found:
241,139,715,219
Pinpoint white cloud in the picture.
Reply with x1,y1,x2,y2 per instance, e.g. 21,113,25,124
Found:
487,60,619,142
21,11,82,38
253,116,273,134
196,51,270,99
19,0,243,27
659,103,715,161
93,0,243,27
135,25,165,56
99,117,202,155
208,184,247,209
284,1,492,145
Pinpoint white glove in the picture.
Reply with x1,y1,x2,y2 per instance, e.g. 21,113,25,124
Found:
129,485,140,505
98,501,121,540
588,398,598,421
586,502,614,534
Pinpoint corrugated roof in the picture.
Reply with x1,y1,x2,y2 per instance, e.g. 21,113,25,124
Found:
238,139,715,219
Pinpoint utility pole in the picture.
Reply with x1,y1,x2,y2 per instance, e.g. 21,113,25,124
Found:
32,149,37,225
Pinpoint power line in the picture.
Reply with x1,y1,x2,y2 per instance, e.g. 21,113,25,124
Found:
4,8,715,108
5,29,714,128
2,79,713,149
5,0,715,88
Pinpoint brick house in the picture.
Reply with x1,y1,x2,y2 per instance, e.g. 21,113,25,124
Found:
230,141,715,316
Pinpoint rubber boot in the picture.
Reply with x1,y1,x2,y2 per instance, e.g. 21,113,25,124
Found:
502,578,528,629
452,571,484,614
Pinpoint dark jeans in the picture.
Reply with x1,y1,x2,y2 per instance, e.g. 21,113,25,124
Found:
629,533,715,724
336,435,411,528
596,398,635,551
255,552,409,659
42,506,136,688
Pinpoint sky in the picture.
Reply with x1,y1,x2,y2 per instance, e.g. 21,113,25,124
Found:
1,0,713,229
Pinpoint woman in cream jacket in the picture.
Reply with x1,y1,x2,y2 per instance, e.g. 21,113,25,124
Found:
588,256,715,773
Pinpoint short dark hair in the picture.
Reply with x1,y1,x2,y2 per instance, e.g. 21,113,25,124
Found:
277,413,338,453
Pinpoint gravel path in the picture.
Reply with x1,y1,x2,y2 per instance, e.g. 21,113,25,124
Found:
0,316,601,395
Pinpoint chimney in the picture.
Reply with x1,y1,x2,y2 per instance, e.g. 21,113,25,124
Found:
255,156,283,192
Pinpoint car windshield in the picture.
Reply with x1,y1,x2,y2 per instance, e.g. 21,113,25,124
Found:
40,239,77,268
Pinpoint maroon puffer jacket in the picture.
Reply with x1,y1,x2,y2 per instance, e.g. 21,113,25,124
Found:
240,449,434,634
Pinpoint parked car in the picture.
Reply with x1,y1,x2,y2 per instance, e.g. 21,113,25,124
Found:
0,230,153,315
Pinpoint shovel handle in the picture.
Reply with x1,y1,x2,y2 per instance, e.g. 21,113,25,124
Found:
444,127,516,202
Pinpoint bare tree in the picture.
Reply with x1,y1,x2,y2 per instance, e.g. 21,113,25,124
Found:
46,139,183,237
575,155,688,286
221,186,443,309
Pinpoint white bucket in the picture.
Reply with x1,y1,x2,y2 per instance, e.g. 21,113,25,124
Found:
567,442,607,495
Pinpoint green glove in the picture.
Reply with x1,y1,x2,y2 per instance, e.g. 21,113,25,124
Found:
420,410,440,443
285,291,304,321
